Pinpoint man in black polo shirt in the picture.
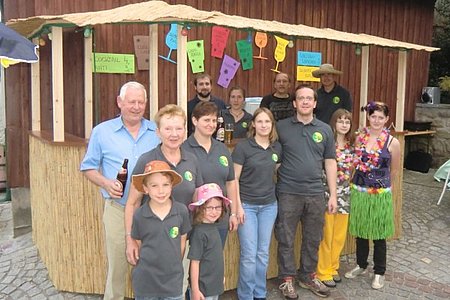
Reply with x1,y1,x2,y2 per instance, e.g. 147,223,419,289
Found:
312,63,352,124
187,73,227,136
275,85,337,299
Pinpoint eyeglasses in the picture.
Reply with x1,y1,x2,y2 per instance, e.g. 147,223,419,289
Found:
204,206,223,212
296,96,314,102
337,120,351,125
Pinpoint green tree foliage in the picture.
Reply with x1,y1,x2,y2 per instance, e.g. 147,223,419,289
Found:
429,0,450,102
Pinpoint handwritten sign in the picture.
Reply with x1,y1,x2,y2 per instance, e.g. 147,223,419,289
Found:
271,36,289,73
187,40,205,73
236,40,253,71
297,66,321,82
254,32,268,60
217,55,240,88
133,36,149,70
211,26,230,58
92,53,135,74
297,51,321,66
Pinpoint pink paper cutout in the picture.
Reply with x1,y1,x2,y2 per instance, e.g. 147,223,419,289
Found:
211,26,230,58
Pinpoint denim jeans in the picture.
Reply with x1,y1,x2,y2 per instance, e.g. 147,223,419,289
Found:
135,294,184,300
237,201,278,300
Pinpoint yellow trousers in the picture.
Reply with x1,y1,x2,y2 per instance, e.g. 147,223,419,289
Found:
316,212,349,281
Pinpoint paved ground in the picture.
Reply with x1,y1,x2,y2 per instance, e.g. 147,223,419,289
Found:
1,169,450,299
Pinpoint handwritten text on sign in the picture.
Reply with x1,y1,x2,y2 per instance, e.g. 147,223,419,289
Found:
92,53,135,74
297,51,322,67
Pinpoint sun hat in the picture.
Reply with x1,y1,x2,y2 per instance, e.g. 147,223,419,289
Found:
188,183,231,211
312,63,343,78
132,160,182,193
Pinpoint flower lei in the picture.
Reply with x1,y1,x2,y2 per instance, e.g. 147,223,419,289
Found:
336,141,353,182
353,127,389,173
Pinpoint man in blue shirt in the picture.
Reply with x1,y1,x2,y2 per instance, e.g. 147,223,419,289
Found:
80,81,159,300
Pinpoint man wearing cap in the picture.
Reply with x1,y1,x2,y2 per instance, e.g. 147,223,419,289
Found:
80,81,160,300
260,72,295,121
312,64,352,124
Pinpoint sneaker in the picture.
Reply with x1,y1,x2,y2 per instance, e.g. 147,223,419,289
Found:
279,277,298,299
333,273,341,282
298,275,330,298
371,274,385,289
344,266,367,279
322,279,336,288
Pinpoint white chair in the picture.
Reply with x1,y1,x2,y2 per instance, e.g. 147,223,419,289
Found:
434,159,450,205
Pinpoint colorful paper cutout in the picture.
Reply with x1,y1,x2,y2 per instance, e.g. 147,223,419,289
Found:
297,51,321,66
217,55,240,88
297,66,321,82
133,36,149,70
254,32,268,60
211,26,230,58
236,40,253,71
159,24,177,64
92,53,135,74
271,36,289,73
187,40,205,73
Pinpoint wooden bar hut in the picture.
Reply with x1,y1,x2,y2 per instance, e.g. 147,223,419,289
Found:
4,0,438,295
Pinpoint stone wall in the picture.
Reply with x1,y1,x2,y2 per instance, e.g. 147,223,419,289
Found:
415,103,450,168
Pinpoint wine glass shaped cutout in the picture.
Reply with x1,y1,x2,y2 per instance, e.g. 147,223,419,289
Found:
253,32,268,60
159,24,177,64
271,35,289,73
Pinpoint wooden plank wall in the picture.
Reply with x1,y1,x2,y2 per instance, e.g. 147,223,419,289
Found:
4,0,435,187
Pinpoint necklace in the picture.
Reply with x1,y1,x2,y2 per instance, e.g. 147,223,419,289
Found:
230,109,244,120
353,127,389,173
336,141,353,182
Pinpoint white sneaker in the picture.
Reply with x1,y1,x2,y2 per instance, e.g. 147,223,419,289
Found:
344,266,367,279
371,274,385,289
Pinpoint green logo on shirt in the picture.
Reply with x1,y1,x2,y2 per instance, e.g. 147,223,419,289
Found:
333,96,340,104
184,171,193,181
169,226,179,238
272,153,278,162
242,122,248,128
219,156,229,167
312,132,323,143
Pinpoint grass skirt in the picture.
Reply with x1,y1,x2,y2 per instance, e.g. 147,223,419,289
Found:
349,188,394,240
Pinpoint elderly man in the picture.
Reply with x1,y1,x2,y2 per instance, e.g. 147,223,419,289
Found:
275,85,337,299
80,81,159,300
187,73,227,136
260,72,295,121
312,63,352,124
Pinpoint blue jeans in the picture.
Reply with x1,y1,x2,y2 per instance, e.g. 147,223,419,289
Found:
237,201,278,299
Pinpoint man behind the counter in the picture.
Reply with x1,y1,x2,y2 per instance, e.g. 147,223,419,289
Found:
187,73,227,136
259,72,295,122
312,63,352,124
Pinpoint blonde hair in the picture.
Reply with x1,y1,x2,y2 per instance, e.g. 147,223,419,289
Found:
154,104,186,128
247,107,278,143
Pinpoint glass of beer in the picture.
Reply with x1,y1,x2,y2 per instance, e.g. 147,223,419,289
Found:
224,123,234,144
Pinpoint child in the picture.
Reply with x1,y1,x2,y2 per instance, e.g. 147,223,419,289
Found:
316,109,354,288
130,160,191,300
188,183,232,300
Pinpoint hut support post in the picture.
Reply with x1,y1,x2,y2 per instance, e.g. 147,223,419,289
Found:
359,45,369,128
177,25,188,117
149,24,158,120
84,33,93,138
395,51,407,131
51,26,64,142
31,37,41,131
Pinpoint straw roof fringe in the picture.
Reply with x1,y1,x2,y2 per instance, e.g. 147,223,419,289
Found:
7,0,439,52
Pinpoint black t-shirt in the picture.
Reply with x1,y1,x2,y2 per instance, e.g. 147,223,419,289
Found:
259,93,295,121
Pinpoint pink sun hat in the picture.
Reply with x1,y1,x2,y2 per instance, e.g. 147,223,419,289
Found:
189,183,232,211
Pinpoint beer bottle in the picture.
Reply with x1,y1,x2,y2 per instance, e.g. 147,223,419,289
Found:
216,111,225,142
116,158,129,195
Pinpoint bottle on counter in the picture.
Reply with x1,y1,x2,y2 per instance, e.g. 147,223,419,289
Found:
216,112,225,142
116,158,129,196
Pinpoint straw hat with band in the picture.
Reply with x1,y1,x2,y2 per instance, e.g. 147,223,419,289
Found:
132,160,182,193
312,63,343,78
188,183,231,211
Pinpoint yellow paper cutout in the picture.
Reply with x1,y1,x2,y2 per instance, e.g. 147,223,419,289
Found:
297,66,321,82
271,36,289,73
